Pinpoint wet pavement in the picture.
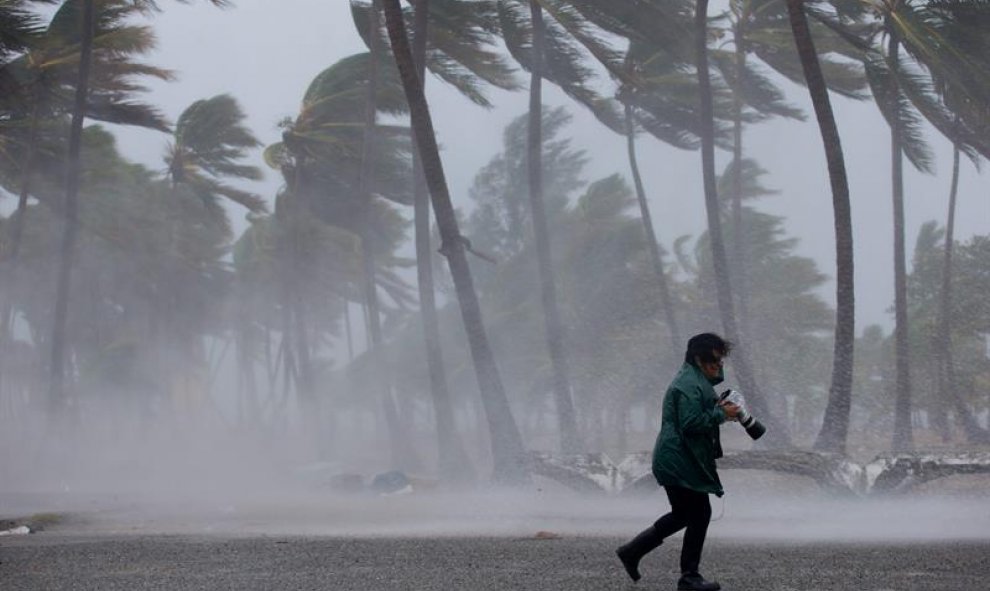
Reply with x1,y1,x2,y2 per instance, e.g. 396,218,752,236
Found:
2,532,988,591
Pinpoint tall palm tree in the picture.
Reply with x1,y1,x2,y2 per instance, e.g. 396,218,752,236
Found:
267,48,418,468
622,98,682,351
715,0,866,344
614,29,730,357
408,0,476,481
910,1,990,443
810,0,990,450
497,0,629,454
382,0,528,484
355,0,421,471
48,0,232,409
695,0,788,443
161,93,264,420
354,0,521,475
1,0,171,352
523,0,580,453
782,0,856,453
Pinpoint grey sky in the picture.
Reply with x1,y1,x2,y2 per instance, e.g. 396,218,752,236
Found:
112,0,988,333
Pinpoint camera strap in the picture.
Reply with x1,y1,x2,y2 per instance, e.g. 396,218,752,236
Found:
710,494,726,522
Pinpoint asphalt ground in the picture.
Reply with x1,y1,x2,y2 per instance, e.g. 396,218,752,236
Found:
4,470,989,591
3,532,989,591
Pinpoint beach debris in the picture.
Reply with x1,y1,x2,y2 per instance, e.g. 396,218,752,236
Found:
371,470,413,496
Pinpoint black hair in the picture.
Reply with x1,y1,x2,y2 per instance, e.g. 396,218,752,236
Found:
684,332,732,366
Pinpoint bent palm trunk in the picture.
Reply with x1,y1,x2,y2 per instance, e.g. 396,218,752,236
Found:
784,0,855,454
383,0,528,484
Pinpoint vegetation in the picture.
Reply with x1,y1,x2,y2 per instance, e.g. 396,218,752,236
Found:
0,0,988,485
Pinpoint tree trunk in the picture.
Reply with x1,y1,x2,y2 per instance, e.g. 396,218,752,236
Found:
49,0,96,411
937,144,990,444
362,0,419,471
344,298,355,362
527,0,581,454
0,99,42,397
933,143,959,441
785,0,855,455
410,0,473,481
624,102,680,351
695,0,784,443
382,0,528,484
888,33,913,452
730,24,752,345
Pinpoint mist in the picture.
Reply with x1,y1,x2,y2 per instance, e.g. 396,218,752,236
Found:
1,0,989,553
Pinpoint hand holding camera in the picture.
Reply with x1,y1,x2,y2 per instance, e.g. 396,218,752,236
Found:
718,389,767,440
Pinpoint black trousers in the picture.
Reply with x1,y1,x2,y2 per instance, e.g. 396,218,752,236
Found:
653,485,712,575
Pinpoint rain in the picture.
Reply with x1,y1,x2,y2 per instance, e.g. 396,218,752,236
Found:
1,1,989,590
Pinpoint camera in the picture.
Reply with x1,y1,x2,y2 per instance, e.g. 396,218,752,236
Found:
718,389,767,440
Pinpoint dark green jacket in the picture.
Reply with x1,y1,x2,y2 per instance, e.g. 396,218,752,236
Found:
651,362,727,496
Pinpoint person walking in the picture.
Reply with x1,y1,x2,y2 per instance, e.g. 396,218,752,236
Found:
616,333,739,591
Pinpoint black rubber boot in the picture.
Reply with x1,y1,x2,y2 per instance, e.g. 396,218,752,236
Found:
615,526,664,582
676,572,721,591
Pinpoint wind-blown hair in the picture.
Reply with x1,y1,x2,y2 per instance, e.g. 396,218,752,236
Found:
684,333,732,366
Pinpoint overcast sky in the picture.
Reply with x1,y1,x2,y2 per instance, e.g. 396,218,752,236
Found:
110,0,988,334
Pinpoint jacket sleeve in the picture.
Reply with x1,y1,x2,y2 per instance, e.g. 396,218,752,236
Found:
674,386,725,436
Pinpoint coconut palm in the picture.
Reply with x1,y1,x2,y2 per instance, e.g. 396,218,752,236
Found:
909,2,990,443
0,0,50,99
164,94,265,225
266,47,420,468
800,0,990,451
615,33,706,355
497,0,630,453
779,0,857,453
382,0,529,484
47,0,168,408
156,93,264,415
351,0,519,478
714,0,867,343
692,0,784,443
1,0,171,318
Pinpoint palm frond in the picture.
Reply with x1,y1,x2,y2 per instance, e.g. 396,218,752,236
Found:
711,49,803,120
84,99,170,132
716,157,779,203
864,53,934,174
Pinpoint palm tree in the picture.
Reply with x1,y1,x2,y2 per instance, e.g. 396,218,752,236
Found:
0,0,48,96
782,0,856,454
408,0,476,481
49,0,231,409
910,1,990,443
522,0,581,453
1,0,172,358
934,142,990,444
165,95,265,220
0,0,51,393
353,0,520,475
809,0,990,450
715,0,867,344
694,0,785,443
354,0,418,470
497,0,629,454
159,93,264,418
615,35,702,355
382,0,528,484
267,47,419,468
